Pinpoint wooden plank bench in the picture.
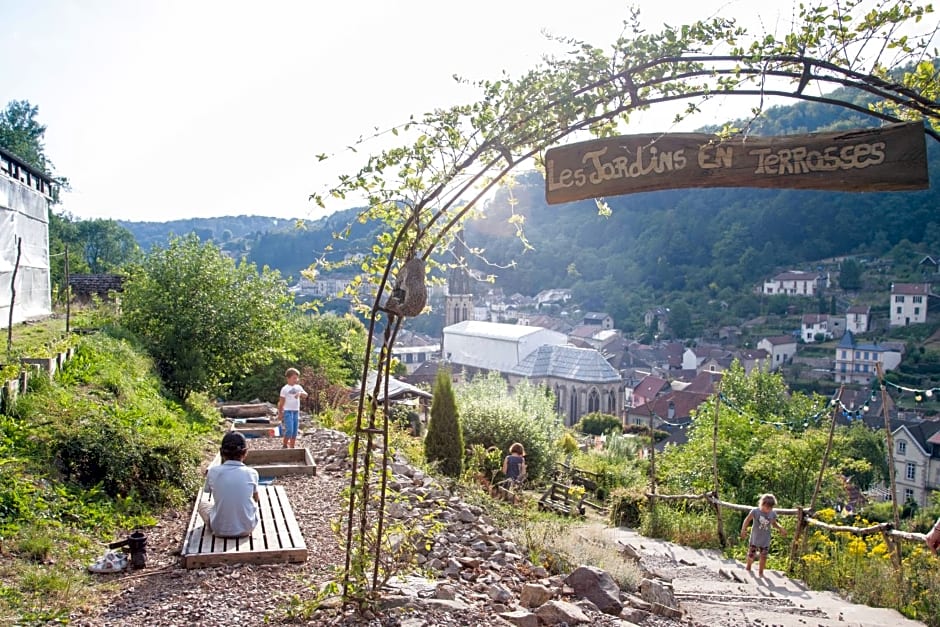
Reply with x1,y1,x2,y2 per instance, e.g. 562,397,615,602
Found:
181,484,307,568
538,482,587,517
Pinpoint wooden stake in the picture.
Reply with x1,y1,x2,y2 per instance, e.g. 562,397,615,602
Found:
711,383,726,547
6,237,22,356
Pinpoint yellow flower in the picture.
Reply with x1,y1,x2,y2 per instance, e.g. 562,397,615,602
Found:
847,537,867,558
869,542,889,558
801,552,828,567
816,508,837,523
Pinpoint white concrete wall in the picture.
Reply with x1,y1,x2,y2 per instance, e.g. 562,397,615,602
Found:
0,176,50,328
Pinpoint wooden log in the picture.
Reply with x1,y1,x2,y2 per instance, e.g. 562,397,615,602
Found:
219,403,273,418
643,490,929,547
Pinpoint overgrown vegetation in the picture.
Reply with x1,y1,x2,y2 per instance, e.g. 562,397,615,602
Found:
455,373,562,483
121,234,293,400
0,329,219,623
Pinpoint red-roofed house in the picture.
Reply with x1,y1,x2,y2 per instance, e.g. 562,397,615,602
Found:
625,390,710,428
629,374,669,409
802,314,832,343
737,348,770,374
763,271,825,297
890,283,930,327
757,335,798,371
682,370,722,394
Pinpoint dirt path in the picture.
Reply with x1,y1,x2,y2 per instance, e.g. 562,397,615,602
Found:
71,425,925,626
603,524,925,627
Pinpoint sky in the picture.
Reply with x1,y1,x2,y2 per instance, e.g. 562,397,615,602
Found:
0,0,912,223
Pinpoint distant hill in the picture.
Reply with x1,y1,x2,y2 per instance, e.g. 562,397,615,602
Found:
119,215,299,251
118,83,940,330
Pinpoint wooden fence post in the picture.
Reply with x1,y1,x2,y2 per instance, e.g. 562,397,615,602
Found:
810,385,843,512
64,244,71,334
646,403,657,534
876,363,900,531
788,507,806,571
6,237,22,356
711,384,726,547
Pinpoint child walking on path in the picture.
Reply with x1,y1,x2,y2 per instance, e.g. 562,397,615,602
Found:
278,367,308,449
740,493,788,577
926,516,940,555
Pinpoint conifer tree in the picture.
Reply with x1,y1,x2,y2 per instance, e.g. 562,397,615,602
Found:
424,369,464,477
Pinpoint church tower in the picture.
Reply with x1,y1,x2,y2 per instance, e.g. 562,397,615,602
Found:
445,232,474,328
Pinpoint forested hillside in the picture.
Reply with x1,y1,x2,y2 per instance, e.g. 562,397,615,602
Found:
119,215,296,251
118,92,940,325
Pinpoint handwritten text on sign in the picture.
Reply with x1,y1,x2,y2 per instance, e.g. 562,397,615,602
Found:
544,122,927,205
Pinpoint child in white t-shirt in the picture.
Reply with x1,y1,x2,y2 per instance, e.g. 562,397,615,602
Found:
277,367,308,449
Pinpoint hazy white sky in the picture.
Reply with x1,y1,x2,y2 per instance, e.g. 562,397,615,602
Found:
0,1,869,222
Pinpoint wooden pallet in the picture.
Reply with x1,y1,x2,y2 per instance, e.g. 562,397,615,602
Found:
229,421,281,438
181,485,307,568
538,481,587,517
208,448,317,477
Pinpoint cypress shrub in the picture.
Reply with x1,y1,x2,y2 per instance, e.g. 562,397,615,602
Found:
424,369,464,477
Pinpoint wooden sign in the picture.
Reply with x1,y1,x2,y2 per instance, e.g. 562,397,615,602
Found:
544,122,928,204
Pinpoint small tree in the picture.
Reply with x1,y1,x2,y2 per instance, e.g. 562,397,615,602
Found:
575,412,623,436
424,369,464,477
839,259,863,291
122,234,291,399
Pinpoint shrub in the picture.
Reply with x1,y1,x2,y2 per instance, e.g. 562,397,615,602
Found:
456,373,562,482
609,486,646,528
623,423,670,442
121,234,293,399
424,369,463,477
50,415,200,506
574,412,622,436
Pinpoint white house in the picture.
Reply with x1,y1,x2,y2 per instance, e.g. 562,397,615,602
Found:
845,305,871,334
293,275,355,298
442,320,566,373
834,331,902,385
890,422,940,507
801,314,832,343
890,283,930,327
1,147,53,328
682,345,732,371
534,288,572,308
582,312,614,329
757,335,798,371
762,271,825,297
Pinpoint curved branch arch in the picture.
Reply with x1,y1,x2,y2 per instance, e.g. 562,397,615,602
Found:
334,6,940,602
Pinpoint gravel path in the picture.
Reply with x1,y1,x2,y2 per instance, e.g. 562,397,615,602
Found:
71,422,932,626
72,428,348,627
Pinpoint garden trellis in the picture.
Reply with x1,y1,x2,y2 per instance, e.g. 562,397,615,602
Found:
326,2,940,603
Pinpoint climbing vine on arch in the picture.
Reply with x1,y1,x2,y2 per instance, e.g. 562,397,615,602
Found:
312,0,939,603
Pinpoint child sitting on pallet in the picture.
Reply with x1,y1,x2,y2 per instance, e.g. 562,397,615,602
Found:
198,432,260,538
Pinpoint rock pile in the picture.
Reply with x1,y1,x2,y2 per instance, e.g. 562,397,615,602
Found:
320,430,688,626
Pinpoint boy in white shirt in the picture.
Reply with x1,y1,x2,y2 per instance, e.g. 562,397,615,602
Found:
198,432,259,537
277,367,308,449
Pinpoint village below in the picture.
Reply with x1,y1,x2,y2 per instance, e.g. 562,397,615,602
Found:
3,3,940,625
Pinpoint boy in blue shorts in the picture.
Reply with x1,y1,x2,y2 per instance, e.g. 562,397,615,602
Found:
277,367,307,449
